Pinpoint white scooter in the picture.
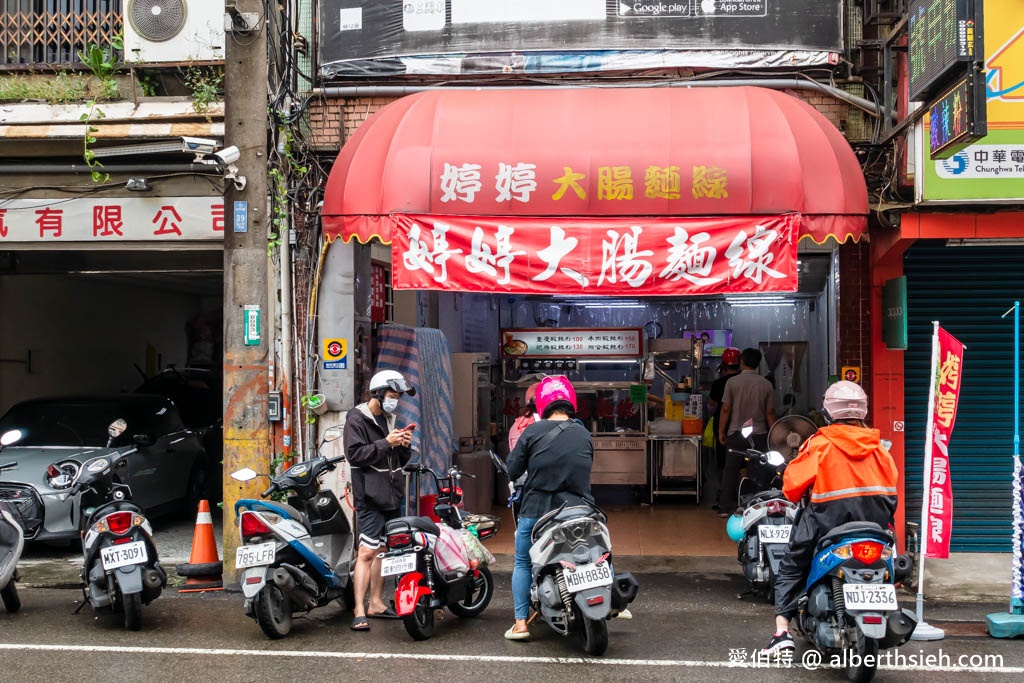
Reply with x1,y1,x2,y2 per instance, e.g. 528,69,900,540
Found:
0,429,26,613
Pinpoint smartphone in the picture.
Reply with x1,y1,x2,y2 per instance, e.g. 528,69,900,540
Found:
403,423,417,432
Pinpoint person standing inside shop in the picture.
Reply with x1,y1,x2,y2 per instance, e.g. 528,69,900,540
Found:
508,382,541,452
706,347,742,511
343,370,416,631
717,348,777,518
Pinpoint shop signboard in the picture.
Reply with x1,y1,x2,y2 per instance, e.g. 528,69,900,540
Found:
391,213,799,296
501,328,643,358
908,0,981,102
319,0,844,77
921,0,1024,201
0,197,224,241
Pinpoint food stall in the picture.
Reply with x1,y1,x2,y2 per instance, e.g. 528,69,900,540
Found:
501,328,647,486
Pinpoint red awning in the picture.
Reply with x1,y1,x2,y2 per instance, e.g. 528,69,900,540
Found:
322,86,867,246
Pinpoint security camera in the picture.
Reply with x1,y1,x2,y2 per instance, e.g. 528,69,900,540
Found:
180,137,219,154
212,146,241,165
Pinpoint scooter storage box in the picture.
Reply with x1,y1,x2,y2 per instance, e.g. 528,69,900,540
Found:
454,451,495,514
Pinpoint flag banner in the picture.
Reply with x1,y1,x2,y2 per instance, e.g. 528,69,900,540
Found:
925,326,965,559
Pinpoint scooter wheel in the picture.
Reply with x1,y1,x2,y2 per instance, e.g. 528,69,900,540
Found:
403,595,435,641
122,592,142,631
1,579,20,613
448,566,493,618
581,616,609,656
254,584,292,639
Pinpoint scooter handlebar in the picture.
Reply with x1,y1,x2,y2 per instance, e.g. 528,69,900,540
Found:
261,483,277,498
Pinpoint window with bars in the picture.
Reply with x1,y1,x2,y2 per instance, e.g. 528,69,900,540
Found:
1,1,123,68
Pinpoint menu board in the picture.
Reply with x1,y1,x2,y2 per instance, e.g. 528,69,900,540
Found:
501,328,643,358
928,68,987,159
908,0,982,102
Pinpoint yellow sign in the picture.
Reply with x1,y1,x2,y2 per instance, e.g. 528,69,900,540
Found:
323,338,348,370
842,366,861,384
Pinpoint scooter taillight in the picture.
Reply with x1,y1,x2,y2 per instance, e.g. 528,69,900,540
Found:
104,511,136,535
240,512,273,539
766,500,788,515
387,531,413,548
851,541,885,564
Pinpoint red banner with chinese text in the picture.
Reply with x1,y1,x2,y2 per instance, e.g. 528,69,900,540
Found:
925,326,965,559
390,213,799,295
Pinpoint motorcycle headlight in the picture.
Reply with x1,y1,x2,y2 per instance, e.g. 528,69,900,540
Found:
45,460,81,489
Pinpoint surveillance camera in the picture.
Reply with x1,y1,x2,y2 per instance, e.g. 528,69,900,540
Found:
180,137,219,154
213,145,241,165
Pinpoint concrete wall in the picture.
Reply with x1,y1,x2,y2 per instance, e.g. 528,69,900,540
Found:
0,274,207,412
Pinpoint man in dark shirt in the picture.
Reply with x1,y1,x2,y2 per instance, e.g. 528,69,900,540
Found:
706,347,742,511
504,375,593,640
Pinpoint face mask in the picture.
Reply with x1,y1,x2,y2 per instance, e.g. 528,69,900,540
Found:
382,397,399,414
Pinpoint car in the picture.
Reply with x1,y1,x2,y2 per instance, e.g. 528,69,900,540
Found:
0,394,210,544
134,367,223,499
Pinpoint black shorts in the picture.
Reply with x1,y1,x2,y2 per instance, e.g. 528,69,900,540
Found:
357,508,401,549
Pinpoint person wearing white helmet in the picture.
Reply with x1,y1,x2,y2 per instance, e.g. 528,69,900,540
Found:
343,369,416,631
763,380,899,655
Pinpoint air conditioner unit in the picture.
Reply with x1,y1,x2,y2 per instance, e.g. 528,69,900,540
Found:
124,0,225,63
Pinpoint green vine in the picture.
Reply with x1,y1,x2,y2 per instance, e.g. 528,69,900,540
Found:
79,101,109,183
267,451,299,501
78,36,122,100
268,124,309,256
299,393,322,425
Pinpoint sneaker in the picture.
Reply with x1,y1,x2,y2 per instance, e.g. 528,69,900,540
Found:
762,630,795,655
616,608,633,620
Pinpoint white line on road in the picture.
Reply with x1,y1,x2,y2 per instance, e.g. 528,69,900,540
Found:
0,643,1020,673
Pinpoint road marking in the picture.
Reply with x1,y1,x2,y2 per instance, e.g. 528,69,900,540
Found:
0,643,1021,673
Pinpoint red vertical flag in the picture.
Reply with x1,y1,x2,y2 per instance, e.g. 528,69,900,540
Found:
924,326,965,559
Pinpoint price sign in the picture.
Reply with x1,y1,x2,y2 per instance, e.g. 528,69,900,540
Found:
908,0,982,102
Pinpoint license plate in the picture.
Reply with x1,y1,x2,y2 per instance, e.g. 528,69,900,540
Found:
564,562,613,593
100,541,148,570
758,524,792,544
235,541,276,569
381,552,417,577
843,583,899,611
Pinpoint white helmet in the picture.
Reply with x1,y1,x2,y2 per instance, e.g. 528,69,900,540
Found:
823,381,868,421
369,369,415,397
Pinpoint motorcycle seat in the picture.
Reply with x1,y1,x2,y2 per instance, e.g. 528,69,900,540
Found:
386,515,440,537
740,488,786,507
815,521,893,553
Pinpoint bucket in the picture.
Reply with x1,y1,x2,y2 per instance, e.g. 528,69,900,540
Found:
306,393,328,415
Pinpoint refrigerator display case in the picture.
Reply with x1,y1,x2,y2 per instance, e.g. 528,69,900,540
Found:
500,328,647,485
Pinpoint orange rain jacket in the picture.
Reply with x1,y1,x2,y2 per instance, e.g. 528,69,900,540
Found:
783,423,899,521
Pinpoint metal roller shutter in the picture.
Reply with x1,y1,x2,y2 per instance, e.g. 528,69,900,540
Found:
904,242,1024,552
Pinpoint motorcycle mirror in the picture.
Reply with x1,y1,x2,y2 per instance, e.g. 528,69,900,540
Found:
765,451,786,467
322,426,344,443
231,467,259,482
1,429,23,447
741,421,754,439
108,418,127,439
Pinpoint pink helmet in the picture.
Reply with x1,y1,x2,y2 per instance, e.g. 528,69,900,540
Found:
535,375,577,418
823,381,868,421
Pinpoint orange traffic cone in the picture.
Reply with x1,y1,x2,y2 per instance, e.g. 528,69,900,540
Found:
176,500,223,592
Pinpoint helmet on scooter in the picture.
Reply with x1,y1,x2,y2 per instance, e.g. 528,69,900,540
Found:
368,369,416,398
535,375,577,419
823,380,868,422
721,347,741,368
726,513,745,543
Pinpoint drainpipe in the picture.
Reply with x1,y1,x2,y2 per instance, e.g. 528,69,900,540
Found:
314,78,892,122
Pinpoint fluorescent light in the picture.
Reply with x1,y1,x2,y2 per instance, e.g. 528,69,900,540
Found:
946,239,1024,247
726,296,792,304
728,301,797,308
577,358,637,364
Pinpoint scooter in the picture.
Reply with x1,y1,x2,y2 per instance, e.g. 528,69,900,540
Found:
48,419,167,630
794,522,916,683
230,426,355,639
381,462,501,641
489,451,638,656
728,417,815,602
0,429,26,613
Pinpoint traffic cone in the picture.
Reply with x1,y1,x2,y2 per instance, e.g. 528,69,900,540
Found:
176,500,224,592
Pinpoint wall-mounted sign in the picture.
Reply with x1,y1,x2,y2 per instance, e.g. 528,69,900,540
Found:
323,338,349,370
0,197,224,242
909,0,982,102
929,68,988,159
244,305,261,346
501,328,643,358
882,276,909,350
233,200,248,233
842,366,861,384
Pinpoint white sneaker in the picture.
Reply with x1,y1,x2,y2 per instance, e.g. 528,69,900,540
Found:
616,608,633,620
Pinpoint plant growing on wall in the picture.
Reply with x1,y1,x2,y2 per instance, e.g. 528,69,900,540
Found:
181,65,224,115
78,36,122,100
79,101,109,183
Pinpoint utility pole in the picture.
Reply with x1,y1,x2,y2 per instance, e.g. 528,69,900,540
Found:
222,0,272,578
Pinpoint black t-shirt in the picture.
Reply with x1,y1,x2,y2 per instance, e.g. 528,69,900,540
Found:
709,373,734,419
506,418,594,518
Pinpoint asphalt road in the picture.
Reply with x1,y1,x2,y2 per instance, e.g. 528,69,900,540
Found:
2,569,1022,683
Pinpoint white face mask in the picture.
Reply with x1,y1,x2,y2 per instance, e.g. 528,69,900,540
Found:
382,397,399,414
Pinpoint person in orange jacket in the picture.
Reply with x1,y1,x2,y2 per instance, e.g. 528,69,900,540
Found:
763,381,899,655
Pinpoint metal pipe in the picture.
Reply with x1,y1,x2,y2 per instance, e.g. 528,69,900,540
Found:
314,78,890,121
0,163,221,175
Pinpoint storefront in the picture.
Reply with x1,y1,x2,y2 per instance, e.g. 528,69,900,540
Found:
317,86,868,506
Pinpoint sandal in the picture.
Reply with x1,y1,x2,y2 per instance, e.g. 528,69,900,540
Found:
351,616,370,631
504,626,531,641
367,606,399,619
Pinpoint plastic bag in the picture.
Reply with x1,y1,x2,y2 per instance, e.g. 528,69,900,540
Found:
432,524,470,574
459,528,496,568
702,419,716,449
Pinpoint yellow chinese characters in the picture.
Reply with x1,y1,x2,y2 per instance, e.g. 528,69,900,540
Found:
938,351,961,391
551,166,587,201
597,166,634,200
644,166,681,199
692,165,729,199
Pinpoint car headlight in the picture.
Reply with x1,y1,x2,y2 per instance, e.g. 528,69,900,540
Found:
45,460,81,490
